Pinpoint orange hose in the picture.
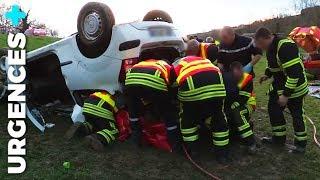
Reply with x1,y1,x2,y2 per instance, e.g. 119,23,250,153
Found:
182,144,222,180
305,115,320,149
257,108,320,149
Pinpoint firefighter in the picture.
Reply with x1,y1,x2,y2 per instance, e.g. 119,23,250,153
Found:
255,27,309,153
125,58,180,152
217,26,262,73
223,61,257,153
173,55,229,163
187,39,219,63
65,91,119,151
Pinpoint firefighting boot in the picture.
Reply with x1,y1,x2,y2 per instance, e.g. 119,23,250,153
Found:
65,122,84,140
185,141,200,159
166,127,182,153
128,119,142,146
215,149,232,165
261,136,286,147
84,134,104,152
243,135,257,155
287,144,306,154
247,143,258,155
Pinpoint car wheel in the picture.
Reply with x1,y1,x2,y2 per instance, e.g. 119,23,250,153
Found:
77,2,115,58
143,10,173,23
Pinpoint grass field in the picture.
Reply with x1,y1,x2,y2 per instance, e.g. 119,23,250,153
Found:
0,34,319,179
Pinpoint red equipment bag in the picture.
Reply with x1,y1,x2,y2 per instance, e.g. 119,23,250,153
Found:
289,26,320,70
115,109,131,142
115,110,172,152
140,118,172,152
289,26,320,53
303,60,320,69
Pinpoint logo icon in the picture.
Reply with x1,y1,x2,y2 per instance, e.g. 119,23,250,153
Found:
5,4,27,27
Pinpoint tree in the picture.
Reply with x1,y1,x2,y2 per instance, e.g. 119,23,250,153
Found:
294,0,320,12
0,4,58,36
19,9,31,33
50,30,59,37
0,4,12,33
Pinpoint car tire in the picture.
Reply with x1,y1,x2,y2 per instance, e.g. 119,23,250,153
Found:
77,2,115,58
143,10,173,23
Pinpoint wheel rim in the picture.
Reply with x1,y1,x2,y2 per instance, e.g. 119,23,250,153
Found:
83,12,102,41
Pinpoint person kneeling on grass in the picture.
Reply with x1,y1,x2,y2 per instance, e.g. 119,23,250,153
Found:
223,61,257,154
65,91,119,151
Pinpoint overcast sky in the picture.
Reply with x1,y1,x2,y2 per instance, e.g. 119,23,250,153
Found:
4,0,296,37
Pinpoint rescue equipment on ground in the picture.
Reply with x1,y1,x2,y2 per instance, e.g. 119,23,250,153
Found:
289,26,320,72
115,109,172,151
115,109,131,141
289,26,320,53
140,117,172,152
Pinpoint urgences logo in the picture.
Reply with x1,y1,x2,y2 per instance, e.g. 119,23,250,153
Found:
4,4,27,27
4,4,28,175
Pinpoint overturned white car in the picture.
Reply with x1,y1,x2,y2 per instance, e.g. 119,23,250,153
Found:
0,2,185,132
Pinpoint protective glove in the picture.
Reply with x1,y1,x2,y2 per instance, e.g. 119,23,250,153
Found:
243,63,253,73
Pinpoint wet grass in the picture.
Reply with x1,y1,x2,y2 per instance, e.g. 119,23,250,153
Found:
0,36,319,179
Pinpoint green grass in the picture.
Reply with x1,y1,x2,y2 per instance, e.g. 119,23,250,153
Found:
0,34,319,179
0,33,59,51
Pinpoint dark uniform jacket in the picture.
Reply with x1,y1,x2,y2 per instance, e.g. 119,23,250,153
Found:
218,34,262,73
265,36,308,98
223,72,254,109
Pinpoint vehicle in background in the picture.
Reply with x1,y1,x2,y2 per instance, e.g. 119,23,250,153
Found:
0,2,185,132
24,28,48,36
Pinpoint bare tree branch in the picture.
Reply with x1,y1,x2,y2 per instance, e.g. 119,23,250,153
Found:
294,0,320,12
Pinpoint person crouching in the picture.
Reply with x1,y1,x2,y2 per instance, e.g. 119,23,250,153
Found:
65,92,119,151
125,59,180,152
223,62,257,154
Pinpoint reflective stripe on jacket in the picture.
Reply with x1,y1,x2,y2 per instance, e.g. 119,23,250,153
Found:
265,38,308,98
82,92,117,120
125,59,171,91
174,56,226,101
